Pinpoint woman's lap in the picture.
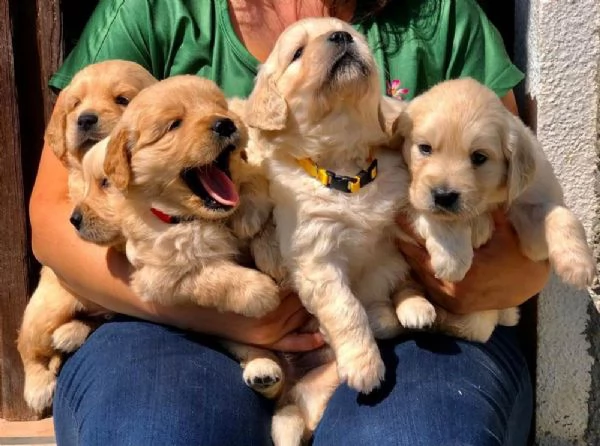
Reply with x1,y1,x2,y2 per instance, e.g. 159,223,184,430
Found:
54,319,532,446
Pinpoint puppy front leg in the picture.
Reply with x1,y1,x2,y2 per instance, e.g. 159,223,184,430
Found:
293,261,384,393
133,262,280,317
415,216,473,282
510,202,596,288
393,277,437,330
221,341,284,399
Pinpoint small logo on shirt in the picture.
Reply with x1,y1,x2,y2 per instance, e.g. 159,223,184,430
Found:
386,79,409,100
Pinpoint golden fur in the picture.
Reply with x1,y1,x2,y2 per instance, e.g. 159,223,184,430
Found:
392,77,596,341
103,75,287,398
18,61,156,413
245,18,433,445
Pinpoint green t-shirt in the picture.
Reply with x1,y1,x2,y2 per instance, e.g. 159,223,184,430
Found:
50,0,524,100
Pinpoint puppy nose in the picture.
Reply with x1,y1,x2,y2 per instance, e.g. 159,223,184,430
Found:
212,118,237,138
432,187,460,210
77,113,98,131
328,31,353,45
70,209,83,230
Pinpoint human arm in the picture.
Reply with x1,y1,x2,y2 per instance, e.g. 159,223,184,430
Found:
29,142,322,351
396,209,550,314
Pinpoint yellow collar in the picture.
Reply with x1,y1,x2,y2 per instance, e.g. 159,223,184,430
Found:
297,156,378,194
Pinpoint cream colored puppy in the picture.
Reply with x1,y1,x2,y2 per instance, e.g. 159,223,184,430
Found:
18,61,156,413
245,17,431,397
392,77,596,341
104,75,286,398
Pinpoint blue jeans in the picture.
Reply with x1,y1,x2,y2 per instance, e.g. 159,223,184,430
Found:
54,318,533,446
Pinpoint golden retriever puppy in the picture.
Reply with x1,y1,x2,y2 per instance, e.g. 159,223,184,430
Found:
18,61,156,413
46,60,158,171
244,20,435,444
103,75,286,398
392,77,596,341
70,138,126,248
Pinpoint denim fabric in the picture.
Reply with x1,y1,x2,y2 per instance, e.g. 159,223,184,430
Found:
54,319,532,446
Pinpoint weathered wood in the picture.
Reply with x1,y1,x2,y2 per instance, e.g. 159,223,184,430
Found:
0,0,35,421
36,0,62,122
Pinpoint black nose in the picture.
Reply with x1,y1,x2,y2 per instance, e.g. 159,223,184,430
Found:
77,113,98,131
432,187,460,210
328,31,353,45
70,209,83,230
212,118,237,138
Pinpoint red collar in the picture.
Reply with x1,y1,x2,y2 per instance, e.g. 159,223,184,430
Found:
150,208,194,224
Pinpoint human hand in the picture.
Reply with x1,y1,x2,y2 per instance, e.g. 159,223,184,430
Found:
158,289,324,352
395,210,551,314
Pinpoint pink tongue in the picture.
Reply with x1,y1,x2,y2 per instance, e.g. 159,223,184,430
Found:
197,165,240,206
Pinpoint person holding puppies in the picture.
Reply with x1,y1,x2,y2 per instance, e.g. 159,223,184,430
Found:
30,0,550,445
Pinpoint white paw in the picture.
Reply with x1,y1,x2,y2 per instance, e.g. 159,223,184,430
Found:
396,298,437,329
243,357,283,399
237,273,280,317
336,344,385,394
498,308,520,327
52,320,94,353
24,370,57,413
552,251,596,289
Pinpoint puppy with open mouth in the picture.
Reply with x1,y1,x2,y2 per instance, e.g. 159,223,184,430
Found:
391,77,596,341
17,60,156,413
104,74,287,399
245,17,431,404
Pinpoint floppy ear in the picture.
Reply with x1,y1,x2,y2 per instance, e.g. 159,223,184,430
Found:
45,89,69,163
388,111,412,152
245,71,287,131
504,115,537,204
104,127,134,191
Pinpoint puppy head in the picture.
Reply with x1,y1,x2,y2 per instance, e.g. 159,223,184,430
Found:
71,138,124,246
104,75,247,221
245,17,383,159
45,60,157,166
395,78,536,220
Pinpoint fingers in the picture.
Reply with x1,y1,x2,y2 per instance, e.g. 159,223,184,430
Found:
267,332,325,352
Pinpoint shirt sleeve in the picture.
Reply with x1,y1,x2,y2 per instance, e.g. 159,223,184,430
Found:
49,0,160,91
444,0,524,97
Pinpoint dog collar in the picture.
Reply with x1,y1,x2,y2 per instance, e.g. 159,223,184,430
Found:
297,157,378,194
150,208,195,224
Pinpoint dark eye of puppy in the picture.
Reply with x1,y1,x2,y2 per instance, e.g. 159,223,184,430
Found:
100,177,110,189
418,144,432,156
168,119,182,131
291,46,304,63
470,151,488,166
115,95,130,106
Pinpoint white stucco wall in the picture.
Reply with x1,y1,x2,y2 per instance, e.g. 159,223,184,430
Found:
514,1,600,444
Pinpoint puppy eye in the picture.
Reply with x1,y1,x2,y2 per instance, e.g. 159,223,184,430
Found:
100,178,110,189
168,119,182,131
115,96,130,106
291,47,304,63
418,144,432,156
470,151,488,166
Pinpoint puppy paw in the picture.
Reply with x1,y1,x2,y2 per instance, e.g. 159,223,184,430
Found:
243,357,284,399
233,271,281,317
24,369,57,413
52,320,95,353
336,344,385,394
498,307,520,327
396,296,437,330
367,303,403,339
430,254,471,282
552,249,596,289
439,310,499,343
